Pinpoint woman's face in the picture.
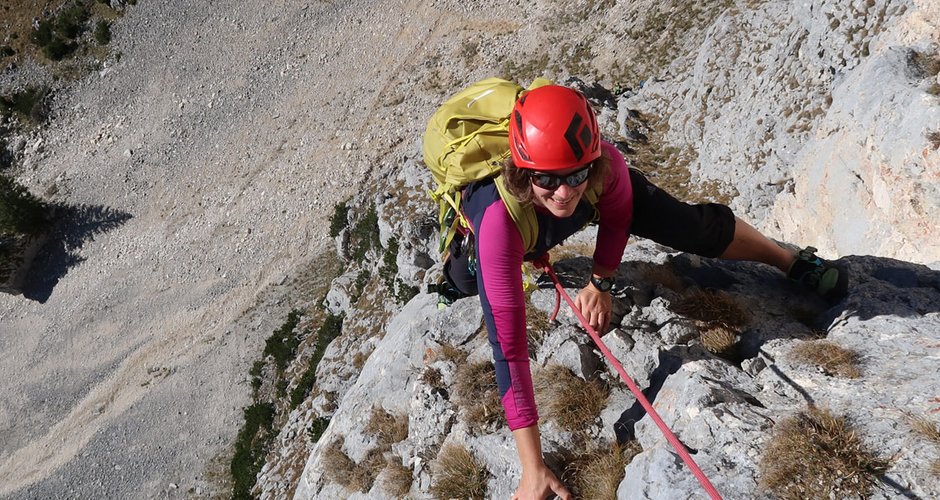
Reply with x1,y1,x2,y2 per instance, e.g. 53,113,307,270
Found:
528,164,591,218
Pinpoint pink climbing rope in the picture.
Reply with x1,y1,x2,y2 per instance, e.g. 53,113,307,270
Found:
534,256,723,500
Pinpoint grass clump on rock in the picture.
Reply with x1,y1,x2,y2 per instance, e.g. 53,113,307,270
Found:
322,438,374,492
926,130,940,150
534,365,609,433
791,340,861,378
364,406,409,449
673,288,749,361
563,441,642,500
759,407,890,499
455,360,504,432
382,458,413,497
673,287,749,327
321,408,409,493
430,444,490,500
908,414,940,444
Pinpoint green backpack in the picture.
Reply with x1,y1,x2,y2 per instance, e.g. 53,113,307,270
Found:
422,77,552,256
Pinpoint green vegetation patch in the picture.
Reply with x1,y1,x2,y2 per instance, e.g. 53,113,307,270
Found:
307,416,331,443
379,236,419,305
329,200,349,238
30,1,93,61
94,20,111,45
263,309,304,372
290,312,344,409
230,402,277,500
0,86,50,125
349,205,380,264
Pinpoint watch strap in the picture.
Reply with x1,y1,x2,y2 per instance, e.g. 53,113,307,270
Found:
590,275,614,292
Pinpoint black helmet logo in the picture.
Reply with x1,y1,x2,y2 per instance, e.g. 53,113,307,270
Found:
564,112,592,161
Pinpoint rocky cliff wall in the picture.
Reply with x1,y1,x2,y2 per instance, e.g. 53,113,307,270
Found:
621,0,940,265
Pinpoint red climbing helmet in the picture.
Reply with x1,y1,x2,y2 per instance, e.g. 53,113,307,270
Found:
508,85,601,171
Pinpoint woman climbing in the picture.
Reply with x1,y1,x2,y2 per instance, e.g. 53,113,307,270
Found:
439,84,847,499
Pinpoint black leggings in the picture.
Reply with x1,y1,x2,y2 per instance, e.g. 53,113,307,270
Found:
628,169,736,258
443,169,737,295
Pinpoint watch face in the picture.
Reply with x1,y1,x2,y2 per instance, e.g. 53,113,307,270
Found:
592,276,613,292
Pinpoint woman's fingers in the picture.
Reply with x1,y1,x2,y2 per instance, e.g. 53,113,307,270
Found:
551,479,573,500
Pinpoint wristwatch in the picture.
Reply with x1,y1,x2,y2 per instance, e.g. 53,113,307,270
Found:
590,275,614,293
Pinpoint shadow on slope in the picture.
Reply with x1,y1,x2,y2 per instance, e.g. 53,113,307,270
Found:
23,203,133,303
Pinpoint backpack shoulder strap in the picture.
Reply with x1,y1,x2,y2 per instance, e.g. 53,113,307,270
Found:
494,175,538,254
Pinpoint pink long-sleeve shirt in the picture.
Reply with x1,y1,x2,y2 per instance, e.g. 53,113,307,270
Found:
465,142,634,430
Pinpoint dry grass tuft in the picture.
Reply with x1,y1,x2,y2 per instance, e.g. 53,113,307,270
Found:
323,410,407,494
437,342,469,365
911,50,940,77
672,288,748,360
430,444,490,500
927,130,940,150
526,293,553,352
455,360,505,431
420,366,444,389
365,406,409,448
382,457,413,497
550,241,596,262
564,441,642,500
639,261,686,293
699,323,739,358
791,341,861,378
760,407,890,499
534,365,609,433
322,439,379,492
907,414,940,444
673,288,750,328
352,350,370,369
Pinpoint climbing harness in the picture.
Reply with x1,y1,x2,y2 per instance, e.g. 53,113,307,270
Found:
532,254,724,500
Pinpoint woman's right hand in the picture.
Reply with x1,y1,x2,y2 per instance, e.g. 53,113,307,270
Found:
511,463,572,500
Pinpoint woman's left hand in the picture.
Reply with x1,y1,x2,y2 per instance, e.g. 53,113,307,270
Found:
574,285,612,333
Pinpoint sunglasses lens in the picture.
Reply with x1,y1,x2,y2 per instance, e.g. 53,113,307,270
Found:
567,168,590,186
531,173,561,190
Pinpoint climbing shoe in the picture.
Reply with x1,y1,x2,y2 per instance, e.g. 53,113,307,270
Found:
786,246,849,302
429,279,470,309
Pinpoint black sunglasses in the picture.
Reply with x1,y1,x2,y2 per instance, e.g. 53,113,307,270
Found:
528,165,592,190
